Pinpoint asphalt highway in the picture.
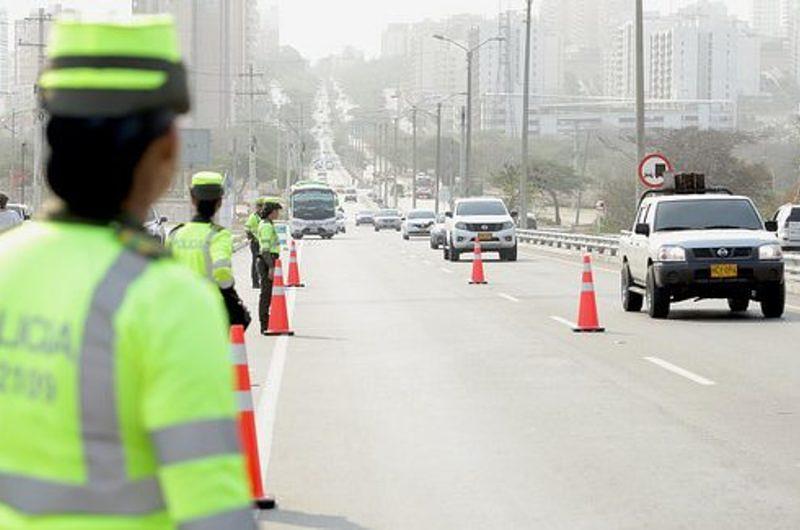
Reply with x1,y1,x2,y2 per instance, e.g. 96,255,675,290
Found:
234,195,800,530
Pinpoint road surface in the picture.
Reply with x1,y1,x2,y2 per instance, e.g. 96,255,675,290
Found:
234,198,800,530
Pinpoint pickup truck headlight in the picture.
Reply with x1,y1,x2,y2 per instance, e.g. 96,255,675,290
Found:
656,245,686,262
758,244,783,260
500,221,514,230
455,222,467,230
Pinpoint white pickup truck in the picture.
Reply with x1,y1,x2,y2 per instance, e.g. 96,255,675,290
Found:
619,179,784,319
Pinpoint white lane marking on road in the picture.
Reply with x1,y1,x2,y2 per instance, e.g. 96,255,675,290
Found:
644,356,716,386
256,287,297,480
498,293,520,303
550,316,576,329
440,267,454,274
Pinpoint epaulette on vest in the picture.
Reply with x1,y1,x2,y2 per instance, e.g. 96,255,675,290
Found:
117,227,169,259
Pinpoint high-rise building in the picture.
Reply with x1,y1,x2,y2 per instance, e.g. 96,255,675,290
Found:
132,0,251,130
608,3,760,102
752,0,784,36
479,10,561,136
0,7,10,111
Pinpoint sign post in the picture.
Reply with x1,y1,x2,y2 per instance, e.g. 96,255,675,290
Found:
638,153,672,190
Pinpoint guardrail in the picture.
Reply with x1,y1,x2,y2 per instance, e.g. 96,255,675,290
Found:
517,229,621,256
518,228,800,278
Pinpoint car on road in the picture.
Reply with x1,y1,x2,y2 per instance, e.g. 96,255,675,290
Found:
443,198,518,262
355,210,376,226
7,203,31,221
337,210,346,234
430,213,447,249
374,209,402,232
401,209,436,240
344,188,358,202
144,208,168,244
619,174,785,319
772,203,800,251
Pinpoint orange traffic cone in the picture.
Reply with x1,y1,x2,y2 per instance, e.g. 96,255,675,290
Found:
469,241,488,285
286,240,305,288
266,259,295,336
574,254,605,333
230,325,276,509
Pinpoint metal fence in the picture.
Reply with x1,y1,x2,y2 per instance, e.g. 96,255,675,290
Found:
517,229,800,278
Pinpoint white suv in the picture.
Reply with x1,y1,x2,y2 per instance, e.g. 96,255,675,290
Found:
443,198,517,261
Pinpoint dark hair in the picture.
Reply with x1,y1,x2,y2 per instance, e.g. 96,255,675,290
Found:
46,110,175,220
260,203,282,219
195,198,220,221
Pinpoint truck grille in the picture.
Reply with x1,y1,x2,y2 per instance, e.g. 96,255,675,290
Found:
692,247,752,259
465,223,504,232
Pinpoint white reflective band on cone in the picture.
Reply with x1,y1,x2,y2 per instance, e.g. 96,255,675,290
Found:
581,283,595,292
230,344,247,365
236,390,254,412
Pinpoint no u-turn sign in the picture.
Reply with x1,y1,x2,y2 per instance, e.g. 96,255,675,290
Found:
638,153,672,189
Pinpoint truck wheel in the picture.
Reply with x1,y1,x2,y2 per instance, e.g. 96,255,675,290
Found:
760,284,785,319
431,239,439,250
621,263,643,312
443,246,449,260
727,297,750,313
506,244,518,262
374,227,379,232
403,234,409,240
645,265,670,319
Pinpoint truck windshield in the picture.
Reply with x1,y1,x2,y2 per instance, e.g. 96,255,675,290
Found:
654,199,762,232
456,201,507,216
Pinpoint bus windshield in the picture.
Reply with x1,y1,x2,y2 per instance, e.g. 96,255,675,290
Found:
292,189,336,221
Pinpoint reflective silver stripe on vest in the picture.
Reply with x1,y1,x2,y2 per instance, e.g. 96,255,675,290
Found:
178,506,256,530
152,419,241,466
0,474,163,515
0,249,165,515
202,228,217,281
213,259,232,270
236,390,253,412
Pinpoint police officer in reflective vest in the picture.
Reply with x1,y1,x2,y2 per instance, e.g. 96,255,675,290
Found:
168,171,251,328
257,201,282,334
0,17,254,530
245,198,265,288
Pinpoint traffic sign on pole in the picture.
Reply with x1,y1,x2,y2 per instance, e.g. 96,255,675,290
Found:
638,153,672,189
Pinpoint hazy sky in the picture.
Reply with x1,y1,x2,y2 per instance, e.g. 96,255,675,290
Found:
4,0,752,60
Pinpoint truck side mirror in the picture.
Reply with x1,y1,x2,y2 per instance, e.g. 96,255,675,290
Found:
765,220,778,232
634,223,650,237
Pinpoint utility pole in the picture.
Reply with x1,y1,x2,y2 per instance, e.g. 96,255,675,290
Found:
435,102,442,214
412,107,418,209
465,49,473,197
520,0,533,229
635,0,645,205
18,8,50,211
459,106,466,199
237,64,269,200
393,117,399,207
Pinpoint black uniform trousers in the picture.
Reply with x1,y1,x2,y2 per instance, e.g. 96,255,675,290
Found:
257,253,279,332
249,237,260,288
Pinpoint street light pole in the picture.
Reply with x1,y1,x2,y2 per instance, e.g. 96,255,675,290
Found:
393,117,399,208
435,102,443,214
433,34,504,198
635,0,645,204
520,0,533,229
412,107,418,209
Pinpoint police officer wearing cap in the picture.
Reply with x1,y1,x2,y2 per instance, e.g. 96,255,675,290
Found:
256,200,283,334
245,198,266,288
168,171,251,328
0,16,255,530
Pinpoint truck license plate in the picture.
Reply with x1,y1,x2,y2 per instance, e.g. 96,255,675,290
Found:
478,232,493,241
710,264,738,278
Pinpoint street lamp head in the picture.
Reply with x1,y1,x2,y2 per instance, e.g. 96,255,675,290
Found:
433,34,445,40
